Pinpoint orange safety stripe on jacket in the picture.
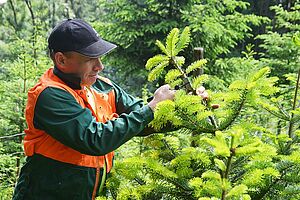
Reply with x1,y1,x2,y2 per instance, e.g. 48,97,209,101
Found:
23,68,117,172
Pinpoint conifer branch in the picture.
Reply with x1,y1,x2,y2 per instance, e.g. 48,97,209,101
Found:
134,177,146,185
160,186,196,200
147,27,218,131
172,55,218,130
230,156,250,182
224,152,234,180
252,163,294,200
288,68,300,138
176,107,216,133
275,102,291,120
221,138,235,200
109,188,117,200
170,57,194,93
219,91,247,131
193,48,218,130
149,168,194,197
0,132,25,140
162,139,177,158
202,100,219,129
164,178,194,196
261,107,290,121
192,167,206,177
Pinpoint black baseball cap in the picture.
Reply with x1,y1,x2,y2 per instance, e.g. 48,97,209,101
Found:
48,19,117,58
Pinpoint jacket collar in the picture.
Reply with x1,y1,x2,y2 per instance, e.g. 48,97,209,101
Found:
53,66,82,90
53,66,114,92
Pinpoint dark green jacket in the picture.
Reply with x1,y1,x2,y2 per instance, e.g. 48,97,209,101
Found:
13,67,154,200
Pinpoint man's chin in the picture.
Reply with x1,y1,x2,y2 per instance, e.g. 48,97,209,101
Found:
81,78,97,87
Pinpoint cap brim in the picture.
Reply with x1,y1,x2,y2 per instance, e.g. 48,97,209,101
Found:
76,38,117,58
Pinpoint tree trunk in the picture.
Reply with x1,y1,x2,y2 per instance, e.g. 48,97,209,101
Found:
24,0,37,63
8,0,18,31
52,1,56,28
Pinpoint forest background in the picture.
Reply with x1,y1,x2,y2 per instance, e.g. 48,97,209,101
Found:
0,0,299,199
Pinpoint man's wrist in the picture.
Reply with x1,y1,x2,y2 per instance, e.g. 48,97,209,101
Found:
147,99,158,111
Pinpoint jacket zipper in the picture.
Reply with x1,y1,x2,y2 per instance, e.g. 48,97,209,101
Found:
98,157,107,194
87,87,107,199
92,157,101,200
85,87,101,200
92,156,107,200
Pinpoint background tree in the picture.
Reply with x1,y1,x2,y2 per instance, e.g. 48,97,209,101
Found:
94,0,267,94
255,3,300,83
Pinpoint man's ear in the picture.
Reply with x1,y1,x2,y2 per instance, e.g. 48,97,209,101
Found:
54,52,67,68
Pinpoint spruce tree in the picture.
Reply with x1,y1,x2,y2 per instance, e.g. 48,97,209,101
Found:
98,28,300,200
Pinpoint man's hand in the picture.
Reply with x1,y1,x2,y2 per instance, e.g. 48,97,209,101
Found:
148,84,176,111
196,86,220,109
196,86,209,100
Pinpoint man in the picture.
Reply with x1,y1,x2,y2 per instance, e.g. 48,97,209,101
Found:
12,18,177,200
13,19,210,200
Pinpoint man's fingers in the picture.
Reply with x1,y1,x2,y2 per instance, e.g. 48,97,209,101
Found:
196,86,205,95
199,91,209,100
196,87,219,109
166,89,176,99
161,84,171,90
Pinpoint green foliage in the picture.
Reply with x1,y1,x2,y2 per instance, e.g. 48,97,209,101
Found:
0,144,16,200
255,2,300,83
94,0,268,95
213,46,260,91
94,0,190,95
0,1,64,197
146,26,207,92
182,0,268,60
0,1,299,199
292,32,300,46
149,65,279,135
186,60,207,75
104,26,300,200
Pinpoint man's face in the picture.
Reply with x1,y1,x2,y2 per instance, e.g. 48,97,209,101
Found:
61,52,104,86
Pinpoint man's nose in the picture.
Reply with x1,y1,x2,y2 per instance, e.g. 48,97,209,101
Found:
94,58,104,71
